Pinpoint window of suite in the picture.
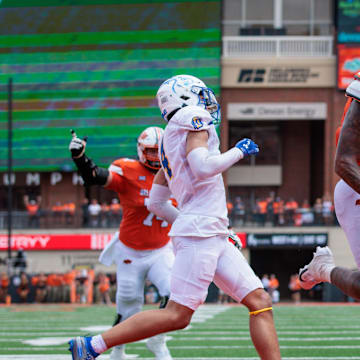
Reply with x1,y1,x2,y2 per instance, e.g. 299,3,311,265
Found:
229,122,282,166
222,0,333,36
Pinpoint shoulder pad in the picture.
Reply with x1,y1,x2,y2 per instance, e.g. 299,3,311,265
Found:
172,106,213,131
346,74,360,102
109,158,136,176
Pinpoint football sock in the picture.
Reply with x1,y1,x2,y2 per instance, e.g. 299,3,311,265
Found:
90,335,108,354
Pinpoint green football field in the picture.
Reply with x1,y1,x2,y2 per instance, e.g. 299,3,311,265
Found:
0,303,360,359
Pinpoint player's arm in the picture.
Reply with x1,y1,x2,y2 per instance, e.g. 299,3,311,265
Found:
147,168,179,224
69,132,112,187
335,100,360,194
185,130,259,180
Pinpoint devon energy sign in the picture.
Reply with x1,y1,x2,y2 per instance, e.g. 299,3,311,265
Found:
228,102,327,120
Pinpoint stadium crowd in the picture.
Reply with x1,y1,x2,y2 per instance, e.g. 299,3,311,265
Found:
0,193,337,230
228,194,337,227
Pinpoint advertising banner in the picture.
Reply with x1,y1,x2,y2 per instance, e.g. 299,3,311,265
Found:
0,233,113,251
247,233,328,248
337,45,360,89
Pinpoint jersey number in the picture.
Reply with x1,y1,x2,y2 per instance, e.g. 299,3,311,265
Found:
143,198,168,227
143,212,168,228
160,141,172,179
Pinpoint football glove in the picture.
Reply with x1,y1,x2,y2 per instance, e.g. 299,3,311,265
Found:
69,130,87,158
235,138,259,157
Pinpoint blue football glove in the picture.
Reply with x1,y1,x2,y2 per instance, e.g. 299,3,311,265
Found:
235,138,259,157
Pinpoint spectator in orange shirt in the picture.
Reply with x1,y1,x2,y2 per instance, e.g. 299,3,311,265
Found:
0,272,9,303
32,273,48,303
24,195,41,228
63,271,76,303
285,198,298,226
289,274,302,304
47,273,64,302
64,202,76,225
109,198,122,227
97,272,111,305
268,274,279,302
256,198,268,227
226,199,234,226
52,202,64,226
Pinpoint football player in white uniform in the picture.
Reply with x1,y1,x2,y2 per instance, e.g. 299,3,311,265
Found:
299,72,360,300
69,127,175,360
68,75,281,360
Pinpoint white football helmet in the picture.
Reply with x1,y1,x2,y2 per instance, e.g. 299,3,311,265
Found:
156,74,220,124
137,126,164,170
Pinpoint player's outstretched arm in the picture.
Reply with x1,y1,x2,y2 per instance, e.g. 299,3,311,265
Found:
69,130,111,187
186,131,259,180
147,169,179,224
335,100,360,194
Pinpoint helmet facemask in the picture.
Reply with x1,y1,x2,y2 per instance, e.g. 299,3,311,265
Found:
191,85,221,125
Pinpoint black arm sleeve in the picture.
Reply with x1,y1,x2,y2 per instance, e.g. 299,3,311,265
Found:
73,154,109,186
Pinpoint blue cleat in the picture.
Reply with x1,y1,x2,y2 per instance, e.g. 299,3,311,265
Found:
68,336,99,360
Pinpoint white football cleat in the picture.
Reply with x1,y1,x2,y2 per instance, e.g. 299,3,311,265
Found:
299,246,335,290
110,345,138,360
146,334,172,360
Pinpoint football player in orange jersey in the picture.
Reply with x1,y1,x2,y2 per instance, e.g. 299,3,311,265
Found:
299,72,360,300
69,127,175,360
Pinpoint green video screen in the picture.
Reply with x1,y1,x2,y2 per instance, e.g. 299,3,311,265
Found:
337,0,360,43
0,0,221,171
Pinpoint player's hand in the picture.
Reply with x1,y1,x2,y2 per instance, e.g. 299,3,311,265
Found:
69,130,87,158
235,138,259,157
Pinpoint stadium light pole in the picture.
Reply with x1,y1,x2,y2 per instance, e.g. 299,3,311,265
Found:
7,77,13,272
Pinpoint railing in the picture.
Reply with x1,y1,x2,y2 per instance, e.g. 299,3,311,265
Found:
0,211,121,229
222,36,334,58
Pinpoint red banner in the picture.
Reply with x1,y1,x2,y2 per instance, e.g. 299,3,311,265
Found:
0,233,113,251
0,232,247,251
338,45,360,89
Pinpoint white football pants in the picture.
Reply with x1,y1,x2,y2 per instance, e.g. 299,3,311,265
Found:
114,239,174,319
334,179,360,268
170,235,263,310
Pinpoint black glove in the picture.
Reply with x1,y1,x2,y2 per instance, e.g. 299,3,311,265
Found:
69,130,87,158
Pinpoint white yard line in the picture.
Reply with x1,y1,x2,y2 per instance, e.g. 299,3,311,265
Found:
2,356,360,360
3,344,360,351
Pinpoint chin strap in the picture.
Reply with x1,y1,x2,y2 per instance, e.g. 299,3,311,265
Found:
249,307,273,316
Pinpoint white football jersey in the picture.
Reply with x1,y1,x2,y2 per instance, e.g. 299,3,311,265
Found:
160,105,229,237
346,72,360,102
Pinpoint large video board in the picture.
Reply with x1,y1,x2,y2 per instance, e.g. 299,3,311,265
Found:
337,0,360,43
0,0,221,171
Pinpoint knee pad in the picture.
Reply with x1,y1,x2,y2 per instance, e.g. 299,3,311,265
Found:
116,279,143,303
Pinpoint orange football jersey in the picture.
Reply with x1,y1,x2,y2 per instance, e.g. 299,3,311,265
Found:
335,97,353,146
337,71,360,145
105,158,172,251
